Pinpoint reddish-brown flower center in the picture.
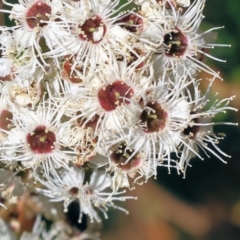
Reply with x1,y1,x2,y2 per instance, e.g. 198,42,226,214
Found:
27,126,56,154
117,13,143,33
183,113,200,139
98,81,134,112
110,143,142,171
26,1,52,29
164,28,188,57
0,75,13,81
62,55,83,84
78,16,106,44
77,114,100,130
69,187,79,196
140,102,167,133
127,48,146,69
0,110,13,131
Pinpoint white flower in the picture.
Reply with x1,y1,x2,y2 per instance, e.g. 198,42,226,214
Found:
1,81,42,108
76,63,152,132
0,29,47,83
120,75,191,176
7,0,65,47
19,214,100,240
37,167,134,222
1,0,70,73
55,0,141,74
0,0,236,237
0,99,76,177
177,79,238,175
106,139,153,189
152,0,229,79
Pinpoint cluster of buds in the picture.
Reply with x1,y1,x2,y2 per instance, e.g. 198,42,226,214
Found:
0,0,237,239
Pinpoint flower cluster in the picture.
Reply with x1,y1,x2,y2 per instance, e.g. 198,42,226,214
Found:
0,0,237,239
